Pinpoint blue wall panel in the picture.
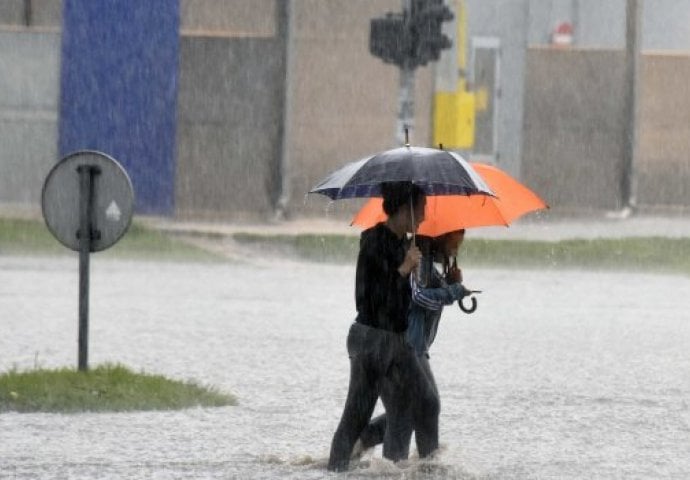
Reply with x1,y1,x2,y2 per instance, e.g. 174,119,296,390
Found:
59,0,180,215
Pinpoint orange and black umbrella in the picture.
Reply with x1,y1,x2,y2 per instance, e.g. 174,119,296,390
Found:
351,163,548,236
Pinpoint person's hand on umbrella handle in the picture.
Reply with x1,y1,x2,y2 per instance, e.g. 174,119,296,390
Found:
446,265,463,284
398,245,422,277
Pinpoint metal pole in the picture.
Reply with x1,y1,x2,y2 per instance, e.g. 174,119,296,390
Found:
23,0,32,27
396,0,415,146
571,0,579,45
397,67,416,146
275,0,293,219
77,165,97,371
622,0,641,212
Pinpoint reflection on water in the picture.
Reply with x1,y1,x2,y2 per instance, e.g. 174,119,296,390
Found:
1,256,689,479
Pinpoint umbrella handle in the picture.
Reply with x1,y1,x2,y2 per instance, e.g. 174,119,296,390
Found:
459,296,478,314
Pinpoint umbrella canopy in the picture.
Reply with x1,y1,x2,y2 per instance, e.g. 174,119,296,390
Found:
308,146,493,200
351,163,548,236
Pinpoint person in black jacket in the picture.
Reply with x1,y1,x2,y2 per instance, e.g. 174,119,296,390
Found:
327,181,426,472
353,230,470,461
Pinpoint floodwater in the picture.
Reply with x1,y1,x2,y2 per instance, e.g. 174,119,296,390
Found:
1,255,689,479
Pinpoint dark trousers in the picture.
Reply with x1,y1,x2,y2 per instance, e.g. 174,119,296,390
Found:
327,323,440,471
360,353,440,458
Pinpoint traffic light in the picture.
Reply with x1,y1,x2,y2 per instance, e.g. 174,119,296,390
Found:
410,0,454,67
369,0,453,70
369,13,409,67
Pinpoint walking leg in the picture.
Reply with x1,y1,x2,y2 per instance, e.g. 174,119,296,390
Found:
358,413,386,450
327,355,378,471
413,354,440,458
379,353,415,462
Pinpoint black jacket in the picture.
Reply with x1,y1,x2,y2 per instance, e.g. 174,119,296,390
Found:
354,223,411,333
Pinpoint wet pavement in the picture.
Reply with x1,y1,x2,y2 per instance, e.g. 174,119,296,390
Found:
2,254,689,479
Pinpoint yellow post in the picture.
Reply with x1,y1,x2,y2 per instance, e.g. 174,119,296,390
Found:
433,0,475,149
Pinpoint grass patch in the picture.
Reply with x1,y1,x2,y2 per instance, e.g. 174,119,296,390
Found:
233,232,690,275
4,217,689,274
0,364,236,413
458,237,690,274
102,222,221,261
233,232,360,263
0,217,222,262
0,217,64,254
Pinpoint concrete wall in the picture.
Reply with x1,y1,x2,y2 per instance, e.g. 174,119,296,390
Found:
173,0,435,221
180,0,276,36
285,0,434,218
0,2,62,213
636,52,690,207
526,0,690,50
643,0,690,50
526,0,625,47
521,47,690,211
174,0,285,220
3,1,690,218
458,0,690,189
444,0,626,179
0,31,60,209
521,47,627,211
462,0,530,177
0,0,62,27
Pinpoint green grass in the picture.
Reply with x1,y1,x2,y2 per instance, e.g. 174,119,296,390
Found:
0,217,64,254
233,232,690,275
3,217,689,275
102,222,221,261
0,364,236,413
458,237,690,274
233,232,361,263
0,217,222,262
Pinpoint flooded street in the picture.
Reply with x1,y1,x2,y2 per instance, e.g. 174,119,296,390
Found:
1,255,690,479
4,0,690,478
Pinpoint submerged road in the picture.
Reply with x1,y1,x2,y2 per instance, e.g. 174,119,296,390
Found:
1,255,689,479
